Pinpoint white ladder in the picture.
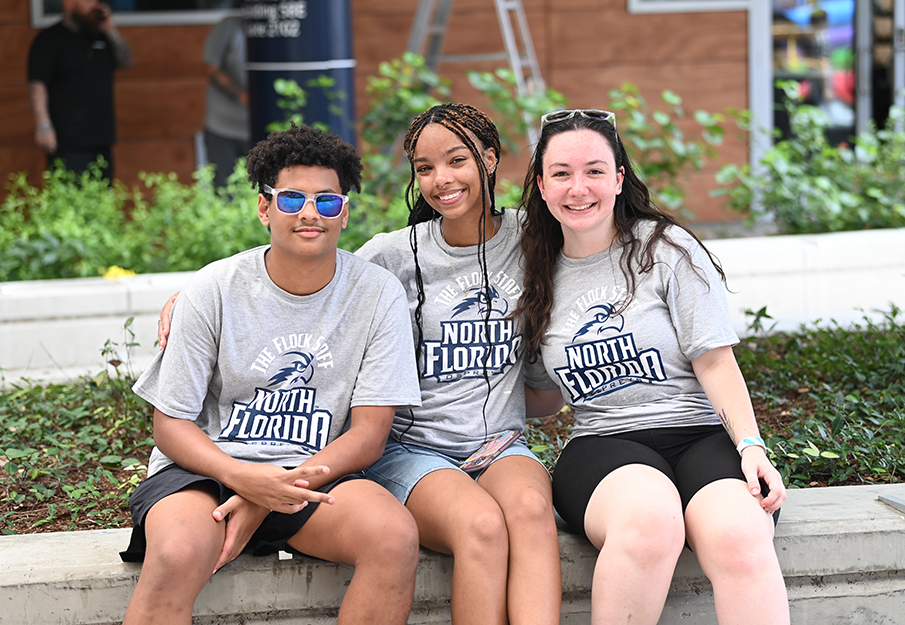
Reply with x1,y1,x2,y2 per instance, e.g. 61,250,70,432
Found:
406,0,547,140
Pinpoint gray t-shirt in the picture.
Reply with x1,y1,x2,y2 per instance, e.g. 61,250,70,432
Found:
134,246,421,476
356,210,527,457
203,16,249,141
523,222,738,438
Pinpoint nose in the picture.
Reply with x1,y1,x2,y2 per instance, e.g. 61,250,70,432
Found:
296,197,320,220
434,166,454,188
568,174,588,195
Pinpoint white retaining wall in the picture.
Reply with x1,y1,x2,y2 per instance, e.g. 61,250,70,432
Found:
1,228,904,385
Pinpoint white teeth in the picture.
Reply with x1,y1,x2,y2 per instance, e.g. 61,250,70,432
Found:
438,190,462,201
568,204,593,211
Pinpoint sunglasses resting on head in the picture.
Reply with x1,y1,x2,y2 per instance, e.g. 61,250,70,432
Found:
264,184,349,218
539,109,617,130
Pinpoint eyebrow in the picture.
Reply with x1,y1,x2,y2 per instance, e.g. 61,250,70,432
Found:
546,159,610,169
412,144,469,163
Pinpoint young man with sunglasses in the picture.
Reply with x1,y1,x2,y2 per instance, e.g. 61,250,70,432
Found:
120,124,422,625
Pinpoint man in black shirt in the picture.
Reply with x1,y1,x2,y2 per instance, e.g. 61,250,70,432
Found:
27,0,134,180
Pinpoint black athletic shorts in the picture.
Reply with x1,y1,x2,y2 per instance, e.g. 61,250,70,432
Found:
552,424,779,540
119,463,363,563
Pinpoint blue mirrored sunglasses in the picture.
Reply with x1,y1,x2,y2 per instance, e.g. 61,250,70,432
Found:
263,184,348,218
539,109,617,130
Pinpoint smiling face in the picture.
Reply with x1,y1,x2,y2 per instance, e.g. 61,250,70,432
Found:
411,123,497,243
258,164,347,270
538,128,624,258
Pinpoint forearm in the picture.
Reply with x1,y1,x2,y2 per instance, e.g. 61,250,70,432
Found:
691,345,762,445
299,405,395,490
106,28,134,69
153,408,244,482
525,385,565,418
29,81,51,125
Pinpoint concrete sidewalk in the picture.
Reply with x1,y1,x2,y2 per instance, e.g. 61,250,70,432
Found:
1,483,904,624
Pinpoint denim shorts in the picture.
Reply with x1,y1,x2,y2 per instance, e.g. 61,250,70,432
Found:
364,436,546,504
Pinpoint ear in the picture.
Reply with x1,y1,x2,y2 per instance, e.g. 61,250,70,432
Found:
340,204,349,229
257,192,271,227
537,174,546,197
483,147,498,176
615,166,625,194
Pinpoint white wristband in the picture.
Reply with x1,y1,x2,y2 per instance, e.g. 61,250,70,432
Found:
736,436,766,455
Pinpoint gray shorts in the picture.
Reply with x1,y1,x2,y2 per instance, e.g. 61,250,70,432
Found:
364,436,546,504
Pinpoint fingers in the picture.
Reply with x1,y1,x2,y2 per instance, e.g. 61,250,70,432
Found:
759,469,787,513
157,292,178,349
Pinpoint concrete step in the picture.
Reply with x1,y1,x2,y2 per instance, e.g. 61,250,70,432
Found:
1,484,904,624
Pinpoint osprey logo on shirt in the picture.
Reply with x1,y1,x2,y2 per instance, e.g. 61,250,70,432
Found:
423,283,521,382
220,337,335,451
555,303,667,402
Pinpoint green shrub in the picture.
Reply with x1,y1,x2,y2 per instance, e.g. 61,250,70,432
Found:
736,305,905,487
1,54,730,279
715,82,905,233
0,162,267,282
607,83,725,218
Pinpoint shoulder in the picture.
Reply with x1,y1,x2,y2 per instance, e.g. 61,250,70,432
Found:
340,249,404,290
355,225,415,268
184,246,264,296
30,22,64,49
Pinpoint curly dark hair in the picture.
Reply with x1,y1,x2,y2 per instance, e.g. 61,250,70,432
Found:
246,123,363,195
514,113,726,358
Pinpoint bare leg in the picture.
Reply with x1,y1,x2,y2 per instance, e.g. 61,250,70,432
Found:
123,486,224,625
685,479,790,625
288,479,419,625
583,465,685,625
406,469,510,625
478,456,562,625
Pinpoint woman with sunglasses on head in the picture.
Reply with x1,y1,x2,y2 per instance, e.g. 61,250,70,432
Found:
515,109,790,625
158,104,562,625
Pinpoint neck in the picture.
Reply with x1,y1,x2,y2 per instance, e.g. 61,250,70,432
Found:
263,248,337,296
440,212,501,247
561,222,618,259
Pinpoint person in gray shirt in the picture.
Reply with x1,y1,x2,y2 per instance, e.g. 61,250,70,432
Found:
121,124,422,625
202,15,249,188
516,109,790,625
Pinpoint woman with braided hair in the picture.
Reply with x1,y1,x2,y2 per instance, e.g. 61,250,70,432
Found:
159,105,562,624
355,103,561,625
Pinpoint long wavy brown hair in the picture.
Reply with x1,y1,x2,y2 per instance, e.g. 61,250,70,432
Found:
514,113,726,359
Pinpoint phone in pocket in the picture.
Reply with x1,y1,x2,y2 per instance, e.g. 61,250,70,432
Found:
460,430,521,472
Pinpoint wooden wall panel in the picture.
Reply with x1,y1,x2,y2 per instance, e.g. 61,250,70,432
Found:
0,26,35,83
0,0,30,25
546,9,747,66
0,86,34,144
115,138,198,186
0,148,44,188
116,79,207,139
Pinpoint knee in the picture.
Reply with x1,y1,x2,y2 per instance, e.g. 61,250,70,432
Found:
608,512,685,567
143,536,214,583
378,513,421,566
503,487,556,536
697,519,777,578
458,505,509,556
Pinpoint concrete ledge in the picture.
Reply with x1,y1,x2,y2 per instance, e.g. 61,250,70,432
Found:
2,228,904,386
2,484,904,624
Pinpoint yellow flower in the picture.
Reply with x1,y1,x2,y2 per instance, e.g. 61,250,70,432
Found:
102,266,136,280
